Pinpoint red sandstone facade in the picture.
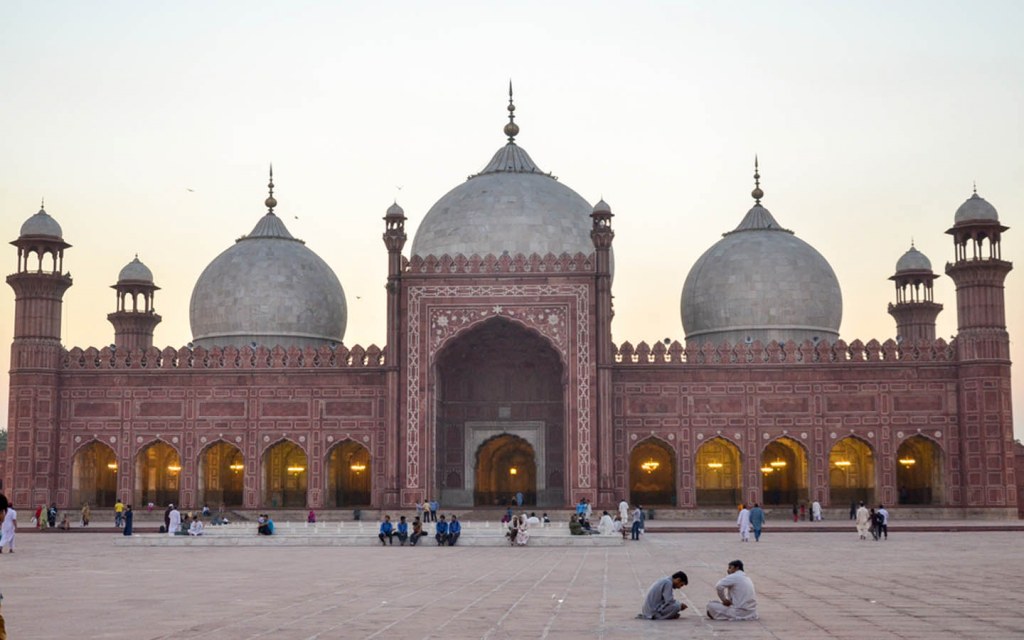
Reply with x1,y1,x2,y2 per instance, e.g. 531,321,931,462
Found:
3,201,1017,516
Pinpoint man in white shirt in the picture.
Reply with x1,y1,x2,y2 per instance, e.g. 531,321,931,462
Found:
167,504,181,536
0,501,15,553
188,517,205,536
736,504,751,542
706,560,758,621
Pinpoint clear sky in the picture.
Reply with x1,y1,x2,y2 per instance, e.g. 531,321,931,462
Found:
2,1,1022,438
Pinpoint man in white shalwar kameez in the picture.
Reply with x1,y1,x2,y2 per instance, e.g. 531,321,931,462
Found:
167,504,181,536
811,500,822,521
706,560,758,621
855,502,870,540
597,511,614,535
736,505,751,542
0,504,16,553
618,498,629,524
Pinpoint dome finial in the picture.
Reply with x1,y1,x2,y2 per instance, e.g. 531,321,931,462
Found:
265,164,278,214
910,236,915,248
40,197,45,211
751,155,764,204
503,80,519,143
972,180,977,195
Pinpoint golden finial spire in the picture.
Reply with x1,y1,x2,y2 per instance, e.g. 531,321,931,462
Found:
265,164,277,214
503,80,519,143
751,155,764,205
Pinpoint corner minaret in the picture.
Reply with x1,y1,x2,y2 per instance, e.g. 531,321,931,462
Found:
887,243,942,342
107,255,162,351
6,203,73,507
591,198,616,505
381,200,407,508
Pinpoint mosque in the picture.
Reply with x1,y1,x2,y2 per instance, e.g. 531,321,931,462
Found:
3,95,1017,517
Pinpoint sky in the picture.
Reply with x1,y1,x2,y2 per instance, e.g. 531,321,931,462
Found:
1,1,1022,438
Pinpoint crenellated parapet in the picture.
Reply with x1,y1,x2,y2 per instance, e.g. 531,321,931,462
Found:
61,343,388,370
613,338,956,365
407,252,595,275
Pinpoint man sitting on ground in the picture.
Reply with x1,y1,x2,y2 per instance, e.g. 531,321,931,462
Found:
189,517,205,536
706,560,758,621
639,571,688,620
257,514,274,536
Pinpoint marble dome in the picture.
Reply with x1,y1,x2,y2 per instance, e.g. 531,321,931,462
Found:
895,245,932,273
411,115,595,260
118,256,154,283
20,207,63,239
954,191,999,224
189,198,346,349
681,200,843,346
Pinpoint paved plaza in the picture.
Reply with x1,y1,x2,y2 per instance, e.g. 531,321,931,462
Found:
3,526,1024,639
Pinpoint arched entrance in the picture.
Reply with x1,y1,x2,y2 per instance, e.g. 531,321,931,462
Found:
760,437,809,506
71,441,118,508
435,318,565,508
695,438,742,506
829,437,875,506
629,438,676,506
135,441,180,508
475,434,536,506
326,440,371,507
262,440,308,508
198,442,245,508
896,435,943,505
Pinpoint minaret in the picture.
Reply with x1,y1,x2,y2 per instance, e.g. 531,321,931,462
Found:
107,255,162,351
944,187,1014,511
6,203,73,507
887,243,942,342
381,200,407,508
591,198,616,504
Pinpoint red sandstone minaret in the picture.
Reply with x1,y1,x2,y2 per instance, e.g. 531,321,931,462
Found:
945,187,1014,509
382,200,407,508
591,198,616,505
107,255,161,351
6,203,73,506
887,243,942,342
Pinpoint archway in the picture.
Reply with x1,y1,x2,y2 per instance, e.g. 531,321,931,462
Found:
435,317,564,508
896,435,943,505
695,438,742,506
135,441,180,508
198,442,245,508
629,438,676,506
262,440,308,508
829,437,875,506
760,437,809,506
475,434,537,506
326,440,371,507
71,441,118,508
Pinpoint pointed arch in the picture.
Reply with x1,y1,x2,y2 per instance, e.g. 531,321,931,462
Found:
198,440,245,508
71,440,118,508
325,439,372,507
896,434,944,505
695,436,742,506
433,314,568,372
629,437,676,506
760,436,810,506
474,433,537,506
261,438,308,508
829,436,876,506
135,439,181,508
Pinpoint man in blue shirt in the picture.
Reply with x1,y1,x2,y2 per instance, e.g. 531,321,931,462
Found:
378,515,395,545
396,515,409,546
434,515,449,546
429,499,439,522
447,515,462,546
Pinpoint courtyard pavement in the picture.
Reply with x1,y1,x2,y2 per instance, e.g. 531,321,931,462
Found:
2,525,1023,639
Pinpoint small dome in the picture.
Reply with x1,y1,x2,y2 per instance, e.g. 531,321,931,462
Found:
190,209,347,349
895,245,932,273
19,207,63,240
681,203,842,345
118,256,154,283
954,192,999,224
593,199,611,214
386,201,405,217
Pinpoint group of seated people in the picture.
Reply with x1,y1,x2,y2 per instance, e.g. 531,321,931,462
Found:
378,514,460,546
568,511,627,536
256,514,275,536
640,561,758,622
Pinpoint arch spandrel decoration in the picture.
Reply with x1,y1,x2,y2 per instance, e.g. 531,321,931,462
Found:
406,283,591,491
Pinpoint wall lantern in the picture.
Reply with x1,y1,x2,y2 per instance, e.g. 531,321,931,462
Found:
641,460,660,473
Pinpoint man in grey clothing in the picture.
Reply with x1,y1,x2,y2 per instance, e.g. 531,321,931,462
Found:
639,571,689,620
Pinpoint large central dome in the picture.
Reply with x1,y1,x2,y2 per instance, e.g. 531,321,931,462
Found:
411,96,595,259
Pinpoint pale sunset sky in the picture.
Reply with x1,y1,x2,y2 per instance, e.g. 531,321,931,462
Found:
2,2,1022,437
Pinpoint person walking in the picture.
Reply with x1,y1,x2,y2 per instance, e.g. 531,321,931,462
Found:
811,500,822,522
122,505,134,536
749,503,765,542
0,502,16,554
630,504,643,541
81,502,91,527
855,502,870,540
114,498,124,528
737,504,751,542
877,504,889,539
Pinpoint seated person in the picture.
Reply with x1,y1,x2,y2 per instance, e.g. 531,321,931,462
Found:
640,571,688,620
188,517,205,536
542,513,551,526
613,515,627,539
410,517,424,546
506,515,519,545
526,512,541,526
706,560,758,621
257,514,274,536
568,514,585,535
447,515,461,546
58,513,71,531
434,515,449,546
378,515,395,545
396,516,409,546
597,511,615,535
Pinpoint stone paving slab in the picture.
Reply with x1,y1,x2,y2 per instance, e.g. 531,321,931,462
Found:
2,527,1024,639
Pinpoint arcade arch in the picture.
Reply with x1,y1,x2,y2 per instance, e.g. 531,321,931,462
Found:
695,437,741,506
262,440,308,508
629,438,676,506
896,435,943,505
71,441,118,508
198,441,245,508
760,437,809,506
135,441,180,508
326,440,371,507
829,437,875,506
475,434,537,506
